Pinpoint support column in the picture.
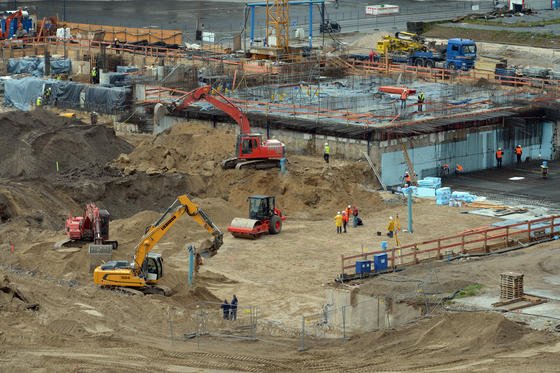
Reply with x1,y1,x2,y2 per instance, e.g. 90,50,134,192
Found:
250,6,255,45
308,2,313,48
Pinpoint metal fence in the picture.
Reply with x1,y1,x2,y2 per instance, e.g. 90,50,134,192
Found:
168,301,258,343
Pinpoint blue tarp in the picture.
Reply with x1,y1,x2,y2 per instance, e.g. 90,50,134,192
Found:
51,81,86,108
5,77,128,114
84,86,130,113
7,57,72,77
4,76,46,111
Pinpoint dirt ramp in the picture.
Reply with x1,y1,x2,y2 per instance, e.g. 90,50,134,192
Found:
0,109,132,179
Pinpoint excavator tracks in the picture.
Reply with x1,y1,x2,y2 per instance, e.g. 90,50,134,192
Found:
222,158,281,170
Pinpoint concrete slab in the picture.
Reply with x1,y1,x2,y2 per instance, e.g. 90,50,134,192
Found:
445,160,560,209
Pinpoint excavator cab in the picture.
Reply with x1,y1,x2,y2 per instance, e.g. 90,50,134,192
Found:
143,253,164,282
239,135,260,155
248,195,276,220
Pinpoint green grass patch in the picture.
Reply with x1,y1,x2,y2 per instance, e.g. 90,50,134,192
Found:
462,17,560,28
455,283,484,298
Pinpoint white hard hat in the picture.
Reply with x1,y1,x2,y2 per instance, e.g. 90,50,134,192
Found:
348,205,351,208
325,142,328,145
337,211,341,214
389,216,393,220
518,145,521,147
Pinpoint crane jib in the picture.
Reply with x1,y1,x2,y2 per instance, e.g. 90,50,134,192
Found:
160,215,176,231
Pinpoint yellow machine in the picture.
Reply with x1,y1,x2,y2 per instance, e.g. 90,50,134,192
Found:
93,195,223,295
376,31,426,55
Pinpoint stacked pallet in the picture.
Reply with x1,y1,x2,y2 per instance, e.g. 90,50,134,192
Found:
500,272,524,300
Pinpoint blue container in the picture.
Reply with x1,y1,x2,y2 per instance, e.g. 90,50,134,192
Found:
380,241,388,250
355,260,372,274
373,253,388,272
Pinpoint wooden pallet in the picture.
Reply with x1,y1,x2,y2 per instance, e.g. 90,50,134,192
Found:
500,272,524,300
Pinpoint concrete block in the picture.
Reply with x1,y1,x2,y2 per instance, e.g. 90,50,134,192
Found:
414,187,436,198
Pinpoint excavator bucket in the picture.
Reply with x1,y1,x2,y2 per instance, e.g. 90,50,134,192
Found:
227,218,264,239
196,235,223,258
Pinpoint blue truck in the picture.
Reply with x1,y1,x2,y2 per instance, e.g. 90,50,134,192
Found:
388,38,477,71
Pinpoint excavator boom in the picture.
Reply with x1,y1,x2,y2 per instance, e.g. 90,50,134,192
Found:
93,194,223,293
172,86,251,134
163,85,285,170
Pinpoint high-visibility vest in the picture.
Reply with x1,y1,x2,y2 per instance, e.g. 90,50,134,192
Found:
515,146,522,155
91,67,97,77
36,97,42,106
324,145,330,154
404,174,411,183
496,150,503,159
418,92,425,102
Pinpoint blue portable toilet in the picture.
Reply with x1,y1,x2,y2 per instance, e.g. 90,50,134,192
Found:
355,260,372,274
373,253,388,272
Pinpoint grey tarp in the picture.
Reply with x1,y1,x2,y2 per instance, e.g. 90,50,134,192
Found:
7,57,72,76
116,66,138,73
84,86,130,113
50,59,72,75
107,72,132,87
4,77,46,111
51,81,85,108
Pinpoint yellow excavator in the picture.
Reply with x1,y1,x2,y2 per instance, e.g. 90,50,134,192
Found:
93,195,223,295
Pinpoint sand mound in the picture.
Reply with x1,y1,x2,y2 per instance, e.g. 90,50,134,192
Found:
112,122,235,175
0,109,132,179
0,275,38,312
110,122,382,218
350,312,535,358
0,179,80,229
412,312,528,351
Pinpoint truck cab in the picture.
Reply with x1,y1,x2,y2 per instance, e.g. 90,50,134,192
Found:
445,38,477,70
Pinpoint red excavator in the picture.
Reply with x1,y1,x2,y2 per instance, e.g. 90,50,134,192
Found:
160,85,286,169
57,203,118,251
2,9,23,39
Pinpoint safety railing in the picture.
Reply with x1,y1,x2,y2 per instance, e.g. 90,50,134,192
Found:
340,215,560,277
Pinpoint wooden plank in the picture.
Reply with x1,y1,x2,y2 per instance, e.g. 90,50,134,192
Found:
400,142,417,184
63,22,182,44
362,151,386,191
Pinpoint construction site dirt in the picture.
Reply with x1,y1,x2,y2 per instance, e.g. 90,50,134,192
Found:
2,109,560,371
5,4,560,372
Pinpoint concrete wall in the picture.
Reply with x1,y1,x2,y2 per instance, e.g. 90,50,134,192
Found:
316,288,421,336
154,115,557,188
380,121,554,186
155,115,371,160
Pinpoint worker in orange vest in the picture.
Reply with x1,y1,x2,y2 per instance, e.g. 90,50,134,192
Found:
400,89,408,110
344,205,352,229
403,171,411,186
455,164,464,175
515,145,523,165
341,210,349,233
495,148,504,168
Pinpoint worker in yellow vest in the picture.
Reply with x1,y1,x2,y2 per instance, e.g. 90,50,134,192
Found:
91,66,98,84
323,142,330,163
